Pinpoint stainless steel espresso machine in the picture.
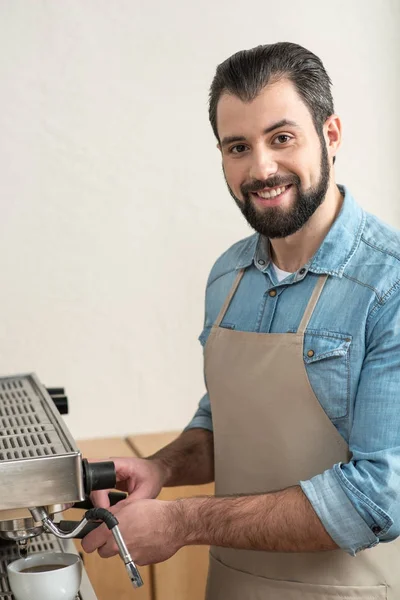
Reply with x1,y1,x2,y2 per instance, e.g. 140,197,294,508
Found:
0,372,143,599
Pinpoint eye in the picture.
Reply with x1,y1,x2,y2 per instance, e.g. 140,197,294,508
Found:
273,134,292,145
230,144,248,154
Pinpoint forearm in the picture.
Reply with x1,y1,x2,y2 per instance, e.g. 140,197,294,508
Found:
177,485,338,552
147,428,214,487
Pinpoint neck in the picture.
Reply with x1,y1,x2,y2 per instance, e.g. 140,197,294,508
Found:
269,181,344,273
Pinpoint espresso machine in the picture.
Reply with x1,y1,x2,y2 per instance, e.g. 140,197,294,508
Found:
0,372,143,599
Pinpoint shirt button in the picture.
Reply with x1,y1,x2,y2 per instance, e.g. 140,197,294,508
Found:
307,349,315,358
299,268,306,275
371,525,381,535
269,289,277,297
258,259,266,266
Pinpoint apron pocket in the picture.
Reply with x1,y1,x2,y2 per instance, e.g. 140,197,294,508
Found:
207,553,387,600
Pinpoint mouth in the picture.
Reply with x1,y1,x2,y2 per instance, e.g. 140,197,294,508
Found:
250,184,293,206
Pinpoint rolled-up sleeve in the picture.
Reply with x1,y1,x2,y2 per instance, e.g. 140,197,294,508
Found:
300,469,381,555
184,269,217,433
301,284,400,555
184,392,213,432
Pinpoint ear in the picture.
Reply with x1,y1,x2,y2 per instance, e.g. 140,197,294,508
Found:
324,114,342,163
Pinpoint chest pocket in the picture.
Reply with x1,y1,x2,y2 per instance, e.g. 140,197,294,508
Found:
199,322,236,348
199,326,212,347
303,331,352,420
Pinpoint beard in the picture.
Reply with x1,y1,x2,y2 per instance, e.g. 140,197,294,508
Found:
225,141,330,239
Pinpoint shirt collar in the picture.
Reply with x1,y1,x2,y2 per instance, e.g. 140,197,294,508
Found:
235,185,366,278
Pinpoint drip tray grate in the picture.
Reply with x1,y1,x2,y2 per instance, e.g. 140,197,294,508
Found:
0,376,68,459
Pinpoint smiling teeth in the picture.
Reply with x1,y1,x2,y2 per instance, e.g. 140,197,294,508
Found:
257,186,286,199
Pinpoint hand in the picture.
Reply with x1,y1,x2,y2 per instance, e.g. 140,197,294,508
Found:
89,457,166,508
81,497,183,565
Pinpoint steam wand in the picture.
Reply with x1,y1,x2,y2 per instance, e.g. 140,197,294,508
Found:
29,506,143,589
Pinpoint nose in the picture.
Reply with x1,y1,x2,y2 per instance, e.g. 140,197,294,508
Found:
249,148,278,182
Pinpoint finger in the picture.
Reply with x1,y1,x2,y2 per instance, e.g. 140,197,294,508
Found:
81,523,109,554
98,540,119,559
106,497,130,517
111,457,134,481
90,490,110,509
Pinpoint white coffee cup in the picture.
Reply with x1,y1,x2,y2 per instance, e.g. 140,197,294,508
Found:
7,551,82,600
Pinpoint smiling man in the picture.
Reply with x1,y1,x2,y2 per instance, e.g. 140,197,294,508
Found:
82,43,400,599
219,86,333,244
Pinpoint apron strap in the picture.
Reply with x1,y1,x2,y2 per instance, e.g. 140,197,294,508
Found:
214,269,245,327
297,275,329,335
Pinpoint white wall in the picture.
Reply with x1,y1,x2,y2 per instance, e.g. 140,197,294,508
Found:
0,0,399,440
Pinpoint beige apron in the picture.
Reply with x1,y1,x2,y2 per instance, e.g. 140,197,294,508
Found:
204,271,400,600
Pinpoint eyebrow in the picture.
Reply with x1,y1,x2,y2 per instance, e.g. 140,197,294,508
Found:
220,119,299,148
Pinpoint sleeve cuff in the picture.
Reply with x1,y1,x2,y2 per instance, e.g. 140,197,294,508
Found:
183,416,214,432
300,467,379,555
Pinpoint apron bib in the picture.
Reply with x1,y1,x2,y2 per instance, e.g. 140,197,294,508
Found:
204,271,400,599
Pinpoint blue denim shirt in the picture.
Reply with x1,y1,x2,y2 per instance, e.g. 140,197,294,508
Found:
185,186,400,556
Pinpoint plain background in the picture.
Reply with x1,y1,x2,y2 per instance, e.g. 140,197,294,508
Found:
0,0,399,440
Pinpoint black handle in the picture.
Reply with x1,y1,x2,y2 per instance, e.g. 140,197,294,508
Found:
46,387,65,395
46,387,69,415
51,395,69,415
58,521,102,539
74,491,127,510
82,459,116,495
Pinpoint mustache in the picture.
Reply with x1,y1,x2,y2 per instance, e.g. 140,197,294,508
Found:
241,175,301,195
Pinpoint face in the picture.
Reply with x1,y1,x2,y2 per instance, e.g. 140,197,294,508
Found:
216,78,335,239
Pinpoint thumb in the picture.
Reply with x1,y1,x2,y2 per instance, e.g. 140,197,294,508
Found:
89,490,111,509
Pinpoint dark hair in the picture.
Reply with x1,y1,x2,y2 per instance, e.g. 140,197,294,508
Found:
209,42,334,141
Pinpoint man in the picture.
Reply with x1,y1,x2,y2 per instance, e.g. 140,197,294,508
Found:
82,42,400,598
